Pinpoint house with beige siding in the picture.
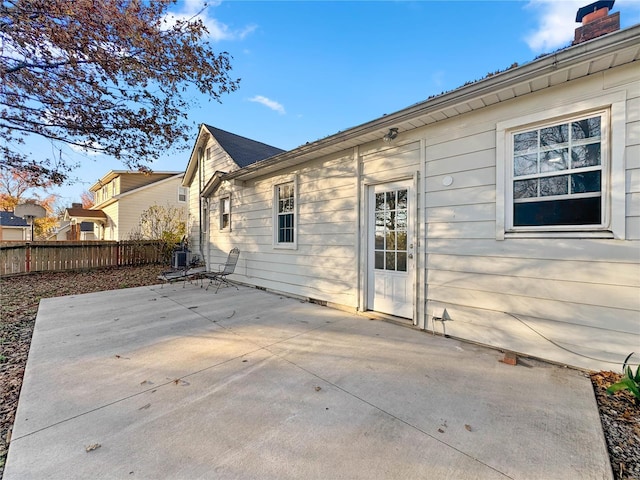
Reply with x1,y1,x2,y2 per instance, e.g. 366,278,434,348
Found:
66,171,187,240
183,13,639,371
0,211,30,241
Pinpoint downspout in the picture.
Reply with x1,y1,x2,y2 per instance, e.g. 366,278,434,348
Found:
198,146,205,261
354,146,361,312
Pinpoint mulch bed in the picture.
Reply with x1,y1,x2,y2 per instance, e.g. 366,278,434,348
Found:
1,265,638,479
591,371,640,480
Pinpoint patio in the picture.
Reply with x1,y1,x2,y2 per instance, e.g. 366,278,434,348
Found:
4,282,611,479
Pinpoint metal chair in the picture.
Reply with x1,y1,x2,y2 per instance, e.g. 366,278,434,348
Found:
204,248,240,293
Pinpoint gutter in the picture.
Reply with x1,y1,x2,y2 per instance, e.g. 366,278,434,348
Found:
223,23,639,182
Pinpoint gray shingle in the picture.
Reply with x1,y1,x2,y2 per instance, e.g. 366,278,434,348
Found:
204,125,284,168
0,211,30,227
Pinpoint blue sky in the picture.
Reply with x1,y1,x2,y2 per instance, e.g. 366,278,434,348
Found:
30,0,640,205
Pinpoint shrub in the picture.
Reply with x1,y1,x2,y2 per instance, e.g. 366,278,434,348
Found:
606,352,640,406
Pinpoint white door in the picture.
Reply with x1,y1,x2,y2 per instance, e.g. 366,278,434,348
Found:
367,181,414,318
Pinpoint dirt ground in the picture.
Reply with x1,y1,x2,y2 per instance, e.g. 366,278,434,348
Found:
0,265,638,479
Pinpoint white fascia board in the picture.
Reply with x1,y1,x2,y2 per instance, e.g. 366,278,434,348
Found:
183,125,212,186
223,24,640,182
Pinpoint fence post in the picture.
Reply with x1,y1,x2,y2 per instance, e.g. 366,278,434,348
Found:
25,242,31,273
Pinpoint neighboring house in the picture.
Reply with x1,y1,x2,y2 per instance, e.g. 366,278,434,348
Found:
0,211,30,241
184,10,639,371
47,219,97,241
66,171,187,240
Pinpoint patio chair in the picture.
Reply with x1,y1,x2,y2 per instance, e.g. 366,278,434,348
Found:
204,248,240,293
159,253,206,288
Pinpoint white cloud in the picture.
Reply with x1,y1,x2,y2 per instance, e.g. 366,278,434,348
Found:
249,95,286,115
431,70,446,89
164,1,256,42
524,0,582,53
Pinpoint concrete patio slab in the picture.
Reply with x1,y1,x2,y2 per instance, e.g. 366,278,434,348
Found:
4,283,612,479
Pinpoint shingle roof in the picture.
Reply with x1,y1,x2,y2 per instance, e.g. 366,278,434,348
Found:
66,208,107,219
203,125,285,168
0,211,29,227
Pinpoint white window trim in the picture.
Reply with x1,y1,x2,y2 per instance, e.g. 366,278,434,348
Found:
201,198,208,234
178,186,188,203
496,91,626,240
219,195,231,232
273,176,298,250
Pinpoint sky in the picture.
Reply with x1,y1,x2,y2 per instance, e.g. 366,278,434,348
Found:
23,0,640,205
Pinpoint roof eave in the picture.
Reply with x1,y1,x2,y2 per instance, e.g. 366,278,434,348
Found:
183,125,212,186
201,171,226,198
223,24,640,182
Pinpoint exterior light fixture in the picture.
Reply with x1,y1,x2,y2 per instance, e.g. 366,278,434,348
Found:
383,128,399,143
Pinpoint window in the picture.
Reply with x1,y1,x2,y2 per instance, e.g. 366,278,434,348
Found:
201,199,208,233
496,92,626,240
178,187,188,203
275,181,296,246
220,196,230,230
511,113,604,228
374,189,408,272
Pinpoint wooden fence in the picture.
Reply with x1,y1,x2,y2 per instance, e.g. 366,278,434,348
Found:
0,240,165,276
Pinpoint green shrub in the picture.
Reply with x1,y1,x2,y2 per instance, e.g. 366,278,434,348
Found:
606,352,640,406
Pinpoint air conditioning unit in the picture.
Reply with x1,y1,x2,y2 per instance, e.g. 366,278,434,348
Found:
172,251,188,268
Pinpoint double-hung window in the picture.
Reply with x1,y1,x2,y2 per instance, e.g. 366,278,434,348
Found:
201,198,208,233
497,93,626,240
274,181,296,247
220,196,230,230
511,112,605,228
178,187,188,203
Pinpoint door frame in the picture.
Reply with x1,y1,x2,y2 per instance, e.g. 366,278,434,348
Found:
360,173,419,323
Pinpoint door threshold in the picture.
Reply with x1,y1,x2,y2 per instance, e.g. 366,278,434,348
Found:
357,310,418,329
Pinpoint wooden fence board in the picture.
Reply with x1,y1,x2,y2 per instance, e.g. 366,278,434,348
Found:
0,241,164,276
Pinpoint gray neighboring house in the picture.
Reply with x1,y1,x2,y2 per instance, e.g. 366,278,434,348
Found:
0,211,30,241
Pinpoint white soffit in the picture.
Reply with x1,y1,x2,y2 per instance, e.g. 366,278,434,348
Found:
226,25,640,182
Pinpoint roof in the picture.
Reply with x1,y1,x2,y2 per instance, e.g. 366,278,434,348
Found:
202,125,285,168
65,208,107,219
576,1,615,22
89,170,183,192
91,173,184,210
0,211,29,227
219,23,639,184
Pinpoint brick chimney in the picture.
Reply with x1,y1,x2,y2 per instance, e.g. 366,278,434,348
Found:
574,0,620,45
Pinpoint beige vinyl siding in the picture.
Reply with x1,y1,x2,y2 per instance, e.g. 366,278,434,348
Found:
115,176,185,240
186,137,239,258
198,49,638,371
208,151,359,306
1,227,27,241
101,202,119,240
626,89,640,239
423,69,640,370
